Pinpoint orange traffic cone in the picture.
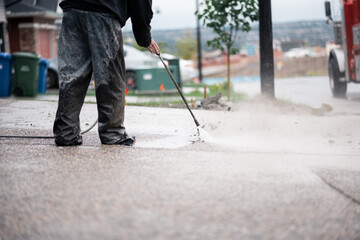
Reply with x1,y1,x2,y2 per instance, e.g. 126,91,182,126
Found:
160,83,165,92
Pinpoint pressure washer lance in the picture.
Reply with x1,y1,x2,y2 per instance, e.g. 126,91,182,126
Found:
157,53,200,127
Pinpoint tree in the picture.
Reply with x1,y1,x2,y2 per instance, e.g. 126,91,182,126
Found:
197,0,259,100
175,30,197,60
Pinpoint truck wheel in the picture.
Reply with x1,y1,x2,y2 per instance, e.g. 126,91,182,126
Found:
46,69,58,89
329,58,347,97
126,71,136,90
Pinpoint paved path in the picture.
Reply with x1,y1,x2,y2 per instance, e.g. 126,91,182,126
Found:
1,76,360,239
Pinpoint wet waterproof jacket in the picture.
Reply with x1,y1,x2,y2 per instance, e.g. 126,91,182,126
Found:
59,0,153,47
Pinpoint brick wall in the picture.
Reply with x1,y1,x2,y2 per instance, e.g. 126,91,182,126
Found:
18,22,57,58
51,29,58,57
19,25,39,53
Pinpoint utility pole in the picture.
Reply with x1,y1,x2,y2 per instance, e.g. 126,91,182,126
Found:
196,0,203,82
259,0,275,97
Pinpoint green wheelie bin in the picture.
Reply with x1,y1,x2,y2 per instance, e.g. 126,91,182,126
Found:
11,52,40,97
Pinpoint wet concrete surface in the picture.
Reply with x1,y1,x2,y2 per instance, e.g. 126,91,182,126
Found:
1,141,360,240
1,76,360,239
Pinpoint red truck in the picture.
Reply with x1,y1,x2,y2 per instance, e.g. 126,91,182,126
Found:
325,0,360,97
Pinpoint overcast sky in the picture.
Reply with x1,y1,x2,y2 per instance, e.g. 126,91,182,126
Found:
129,0,326,31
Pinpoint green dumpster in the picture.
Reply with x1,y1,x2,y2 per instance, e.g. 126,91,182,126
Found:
11,52,40,97
167,58,182,87
135,66,180,93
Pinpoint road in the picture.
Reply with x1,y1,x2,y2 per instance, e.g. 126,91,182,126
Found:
234,75,360,112
0,76,360,240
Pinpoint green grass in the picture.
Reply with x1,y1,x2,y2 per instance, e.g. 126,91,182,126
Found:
126,100,186,108
182,83,207,88
44,81,248,108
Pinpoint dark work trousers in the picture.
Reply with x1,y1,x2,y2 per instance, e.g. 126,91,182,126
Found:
53,9,127,145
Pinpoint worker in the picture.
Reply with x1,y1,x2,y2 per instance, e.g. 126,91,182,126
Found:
53,0,160,146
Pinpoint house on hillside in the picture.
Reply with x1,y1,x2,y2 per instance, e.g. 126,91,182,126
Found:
5,0,61,58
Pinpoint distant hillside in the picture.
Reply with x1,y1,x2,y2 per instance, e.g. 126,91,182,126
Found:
123,20,334,55
272,20,333,47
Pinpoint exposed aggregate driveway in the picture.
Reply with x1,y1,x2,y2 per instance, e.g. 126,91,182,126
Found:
1,76,360,240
